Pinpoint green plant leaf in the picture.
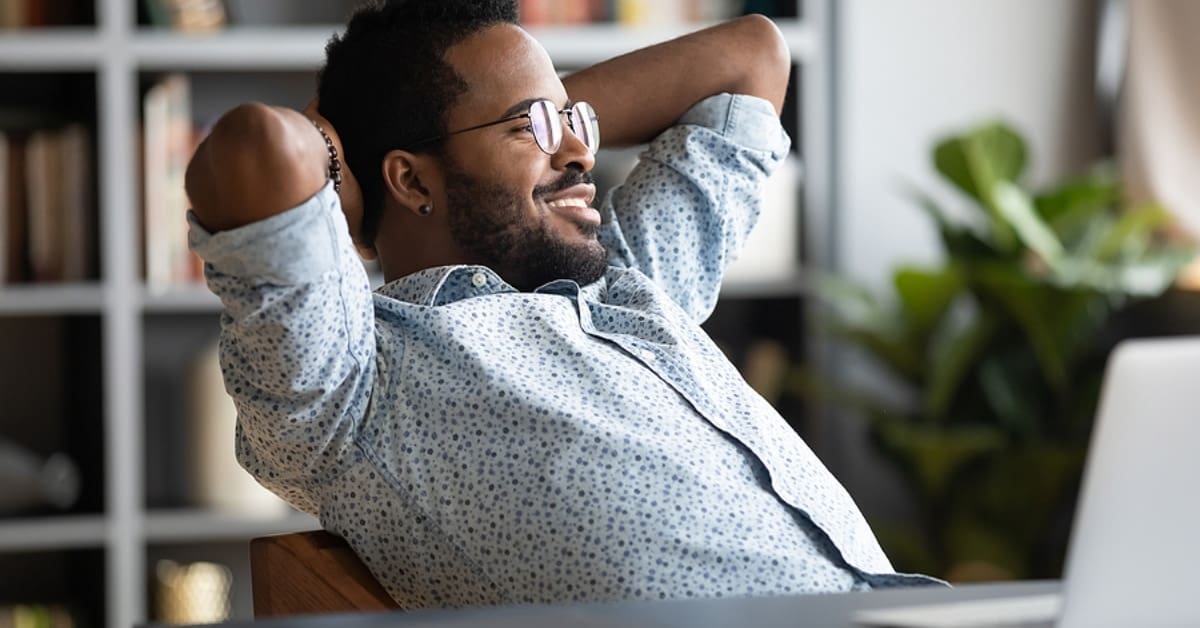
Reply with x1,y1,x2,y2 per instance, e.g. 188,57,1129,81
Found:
933,122,1027,252
1112,252,1199,296
812,273,926,380
894,265,965,341
811,272,886,328
873,421,1006,502
1092,204,1171,262
966,444,1086,544
908,189,998,261
781,368,907,422
977,350,1043,436
1050,249,1196,297
934,122,1027,203
1034,170,1121,240
972,265,1068,390
924,309,999,421
992,181,1064,263
832,323,925,382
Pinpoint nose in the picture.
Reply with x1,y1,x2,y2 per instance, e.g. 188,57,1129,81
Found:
550,122,595,173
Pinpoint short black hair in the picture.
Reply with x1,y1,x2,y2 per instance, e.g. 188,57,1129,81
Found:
317,0,519,245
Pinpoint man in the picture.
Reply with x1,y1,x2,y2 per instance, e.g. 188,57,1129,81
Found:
185,0,938,609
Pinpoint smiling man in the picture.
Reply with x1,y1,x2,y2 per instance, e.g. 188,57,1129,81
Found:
184,0,938,610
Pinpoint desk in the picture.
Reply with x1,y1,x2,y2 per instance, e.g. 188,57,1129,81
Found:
202,581,1061,628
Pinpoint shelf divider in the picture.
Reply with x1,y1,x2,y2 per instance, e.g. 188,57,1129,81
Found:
140,284,222,313
0,514,109,552
144,509,319,544
0,29,103,69
0,284,106,315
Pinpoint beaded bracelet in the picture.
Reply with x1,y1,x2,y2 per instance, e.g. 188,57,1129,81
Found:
307,117,343,193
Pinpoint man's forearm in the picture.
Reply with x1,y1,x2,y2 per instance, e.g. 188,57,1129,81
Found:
562,15,790,148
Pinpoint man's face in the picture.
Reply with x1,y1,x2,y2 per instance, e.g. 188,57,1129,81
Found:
437,24,606,291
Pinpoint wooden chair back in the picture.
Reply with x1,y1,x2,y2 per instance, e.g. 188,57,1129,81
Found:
249,530,402,617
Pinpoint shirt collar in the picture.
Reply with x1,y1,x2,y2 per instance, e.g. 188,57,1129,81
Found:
375,265,516,306
375,265,609,306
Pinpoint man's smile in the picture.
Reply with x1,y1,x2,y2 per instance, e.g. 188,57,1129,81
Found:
541,183,600,226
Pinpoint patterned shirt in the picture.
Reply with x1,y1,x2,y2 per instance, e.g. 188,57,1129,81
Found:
189,94,939,608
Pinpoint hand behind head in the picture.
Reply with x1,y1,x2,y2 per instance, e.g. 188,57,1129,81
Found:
302,99,373,259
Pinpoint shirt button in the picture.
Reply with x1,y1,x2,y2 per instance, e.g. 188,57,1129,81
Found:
470,272,488,288
640,349,657,362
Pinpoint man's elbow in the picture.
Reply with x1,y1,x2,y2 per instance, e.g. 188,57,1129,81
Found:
185,103,275,216
733,14,791,114
186,102,322,231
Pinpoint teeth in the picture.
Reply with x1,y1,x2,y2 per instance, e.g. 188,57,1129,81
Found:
546,198,588,208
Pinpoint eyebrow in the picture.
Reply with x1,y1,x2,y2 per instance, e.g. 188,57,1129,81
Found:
499,97,574,119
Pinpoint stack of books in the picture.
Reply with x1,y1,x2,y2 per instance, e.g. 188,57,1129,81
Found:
518,0,740,26
142,74,203,289
141,0,226,31
0,122,95,284
0,0,89,28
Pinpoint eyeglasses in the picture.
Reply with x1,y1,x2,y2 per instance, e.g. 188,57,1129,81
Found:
407,99,599,155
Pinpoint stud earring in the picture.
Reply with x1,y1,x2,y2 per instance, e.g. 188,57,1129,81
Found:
418,203,432,216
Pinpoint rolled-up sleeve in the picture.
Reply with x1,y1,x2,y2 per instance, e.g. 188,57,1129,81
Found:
598,93,790,322
188,181,376,514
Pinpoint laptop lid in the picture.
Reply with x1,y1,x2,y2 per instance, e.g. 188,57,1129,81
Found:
1058,337,1200,628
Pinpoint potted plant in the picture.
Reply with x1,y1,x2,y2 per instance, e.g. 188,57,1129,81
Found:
799,121,1196,580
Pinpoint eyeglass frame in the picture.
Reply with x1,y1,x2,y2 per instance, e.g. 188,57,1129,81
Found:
404,99,599,155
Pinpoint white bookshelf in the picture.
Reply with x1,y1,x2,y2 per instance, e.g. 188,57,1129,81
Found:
0,2,833,628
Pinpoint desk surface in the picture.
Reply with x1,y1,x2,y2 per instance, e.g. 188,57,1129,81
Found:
222,581,1060,628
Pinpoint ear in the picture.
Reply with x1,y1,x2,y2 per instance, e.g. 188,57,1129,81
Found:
381,149,439,215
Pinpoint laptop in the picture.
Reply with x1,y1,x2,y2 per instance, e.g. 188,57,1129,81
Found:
856,336,1200,628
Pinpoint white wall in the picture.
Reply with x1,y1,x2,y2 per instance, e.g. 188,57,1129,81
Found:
837,0,1100,288
829,0,1101,519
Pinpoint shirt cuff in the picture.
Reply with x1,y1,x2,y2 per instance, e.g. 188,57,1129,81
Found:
678,93,790,157
187,179,345,284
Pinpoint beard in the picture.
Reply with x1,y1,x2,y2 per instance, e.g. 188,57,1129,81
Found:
444,161,608,292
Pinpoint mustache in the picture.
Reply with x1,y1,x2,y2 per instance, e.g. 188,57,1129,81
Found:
533,168,594,199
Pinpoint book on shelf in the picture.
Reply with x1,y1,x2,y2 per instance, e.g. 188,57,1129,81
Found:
0,133,24,283
143,73,203,290
0,0,88,28
24,130,64,283
518,0,740,26
141,0,226,31
0,123,96,285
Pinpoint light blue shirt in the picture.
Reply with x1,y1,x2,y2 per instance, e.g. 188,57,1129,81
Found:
189,94,939,608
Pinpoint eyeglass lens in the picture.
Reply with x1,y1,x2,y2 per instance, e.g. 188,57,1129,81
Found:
529,100,599,155
570,102,599,154
529,100,563,155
